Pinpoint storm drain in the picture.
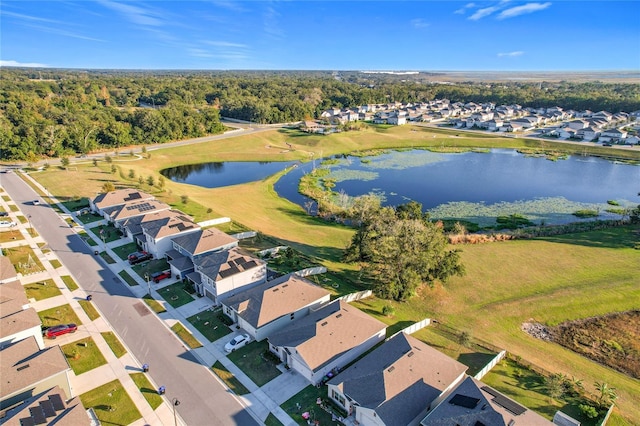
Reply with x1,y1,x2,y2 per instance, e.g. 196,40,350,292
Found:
133,302,150,316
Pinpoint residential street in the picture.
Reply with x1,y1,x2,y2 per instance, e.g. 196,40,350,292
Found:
0,171,259,426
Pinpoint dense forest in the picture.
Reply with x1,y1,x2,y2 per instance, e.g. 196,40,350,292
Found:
2,68,639,160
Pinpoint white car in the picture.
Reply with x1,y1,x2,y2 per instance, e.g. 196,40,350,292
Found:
0,221,17,228
32,200,40,205
224,334,250,353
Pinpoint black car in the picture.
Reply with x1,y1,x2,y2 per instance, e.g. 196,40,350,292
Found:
0,212,8,217
128,251,153,265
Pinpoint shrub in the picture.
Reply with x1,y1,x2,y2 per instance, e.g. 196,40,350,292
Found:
181,195,189,204
128,169,135,179
579,403,599,419
382,304,395,316
573,209,599,218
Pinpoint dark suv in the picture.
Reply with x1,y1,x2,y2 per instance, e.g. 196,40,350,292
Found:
128,251,152,265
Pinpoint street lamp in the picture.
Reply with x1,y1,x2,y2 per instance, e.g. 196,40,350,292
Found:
172,398,180,426
144,273,150,295
27,215,32,237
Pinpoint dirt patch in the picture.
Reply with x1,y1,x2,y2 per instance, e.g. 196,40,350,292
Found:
546,311,639,379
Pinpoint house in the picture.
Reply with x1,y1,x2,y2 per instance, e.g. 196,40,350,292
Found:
599,128,627,143
301,121,322,133
188,247,266,303
105,199,171,225
268,300,387,384
222,274,331,341
165,228,239,280
387,113,407,126
327,332,468,426
120,209,187,242
577,127,600,142
0,258,44,350
140,213,200,258
625,135,640,145
1,385,90,426
90,188,154,215
565,120,588,130
0,337,72,410
420,376,553,425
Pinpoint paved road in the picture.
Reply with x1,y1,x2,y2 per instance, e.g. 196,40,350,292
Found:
1,172,258,426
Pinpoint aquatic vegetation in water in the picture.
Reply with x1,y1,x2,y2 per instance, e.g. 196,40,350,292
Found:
327,169,379,183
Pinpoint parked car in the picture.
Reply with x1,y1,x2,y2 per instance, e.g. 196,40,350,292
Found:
44,324,78,339
151,270,171,283
32,199,40,205
0,221,17,228
0,211,8,217
128,251,152,265
224,334,250,353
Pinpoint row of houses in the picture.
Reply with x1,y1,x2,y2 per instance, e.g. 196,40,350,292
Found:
311,100,639,145
0,257,91,425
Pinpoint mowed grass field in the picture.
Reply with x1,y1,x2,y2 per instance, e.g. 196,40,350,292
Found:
28,125,640,423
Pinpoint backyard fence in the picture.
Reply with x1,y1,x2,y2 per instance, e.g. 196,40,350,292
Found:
198,217,231,227
256,246,288,257
397,318,432,336
337,290,372,303
230,231,257,240
294,266,327,277
473,350,507,380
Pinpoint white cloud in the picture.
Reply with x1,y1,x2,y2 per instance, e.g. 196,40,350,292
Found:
454,3,476,14
1,10,61,24
497,51,524,57
497,2,551,19
1,60,49,67
411,18,430,28
468,5,501,20
203,40,248,48
97,0,163,27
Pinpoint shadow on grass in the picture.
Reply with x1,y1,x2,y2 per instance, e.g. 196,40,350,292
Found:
539,225,639,250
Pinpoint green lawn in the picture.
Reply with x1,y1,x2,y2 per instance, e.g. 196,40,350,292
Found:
112,242,139,261
211,361,250,395
38,304,82,327
16,215,28,224
142,293,166,314
0,230,23,243
90,223,124,243
281,385,346,426
264,413,285,426
118,269,139,286
101,332,127,358
78,299,101,321
9,204,19,212
131,258,171,280
187,309,232,342
61,197,90,212
50,259,62,268
158,282,195,309
130,373,163,409
227,340,282,387
23,279,62,301
99,251,116,264
61,275,79,291
78,230,98,246
170,322,202,349
76,212,105,224
3,245,44,274
80,379,142,426
62,337,108,375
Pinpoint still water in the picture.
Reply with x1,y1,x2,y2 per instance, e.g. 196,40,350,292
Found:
161,161,297,188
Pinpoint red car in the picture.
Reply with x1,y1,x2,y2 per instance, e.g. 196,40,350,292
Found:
128,251,152,265
44,324,78,339
151,270,171,283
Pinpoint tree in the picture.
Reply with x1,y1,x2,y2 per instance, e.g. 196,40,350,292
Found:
111,165,117,174
157,175,165,190
128,169,135,179
458,331,471,348
146,175,155,186
102,182,115,192
595,382,618,409
345,202,465,301
92,158,98,167
60,156,70,169
545,373,565,402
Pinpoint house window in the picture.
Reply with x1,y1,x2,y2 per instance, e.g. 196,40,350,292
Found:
331,390,346,407
290,313,295,320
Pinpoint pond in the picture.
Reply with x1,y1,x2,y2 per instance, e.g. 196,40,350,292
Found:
161,161,297,188
160,150,639,227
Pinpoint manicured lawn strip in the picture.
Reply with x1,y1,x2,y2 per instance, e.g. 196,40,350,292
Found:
112,242,139,261
76,212,104,224
50,259,62,268
9,204,19,212
78,230,98,246
38,303,82,327
142,293,166,313
23,279,62,301
281,385,345,426
62,337,108,375
131,259,171,281
1,195,10,202
211,361,250,395
80,379,142,426
227,340,281,387
3,245,44,274
158,282,195,309
29,126,640,423
61,275,79,291
16,215,28,224
118,270,139,286
99,251,116,264
0,230,23,242
90,223,123,243
78,300,101,321
170,322,202,349
101,332,127,358
412,325,498,376
187,309,232,342
264,413,285,426
61,197,90,212
130,373,163,409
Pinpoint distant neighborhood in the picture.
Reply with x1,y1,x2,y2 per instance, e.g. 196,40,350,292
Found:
305,100,640,146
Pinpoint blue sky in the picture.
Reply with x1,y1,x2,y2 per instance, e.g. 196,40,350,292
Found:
1,1,639,71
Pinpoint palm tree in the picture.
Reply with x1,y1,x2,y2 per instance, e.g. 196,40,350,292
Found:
595,382,618,408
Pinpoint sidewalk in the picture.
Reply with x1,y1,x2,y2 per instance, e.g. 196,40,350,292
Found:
16,172,305,426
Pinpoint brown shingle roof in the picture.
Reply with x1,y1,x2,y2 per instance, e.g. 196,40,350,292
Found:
0,337,70,397
172,228,238,257
0,280,42,338
142,215,199,239
1,386,90,426
0,256,18,283
110,199,170,222
268,301,387,372
224,274,331,329
92,188,154,210
194,247,265,281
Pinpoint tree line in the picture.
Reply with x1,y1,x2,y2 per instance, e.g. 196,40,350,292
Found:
2,68,639,160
